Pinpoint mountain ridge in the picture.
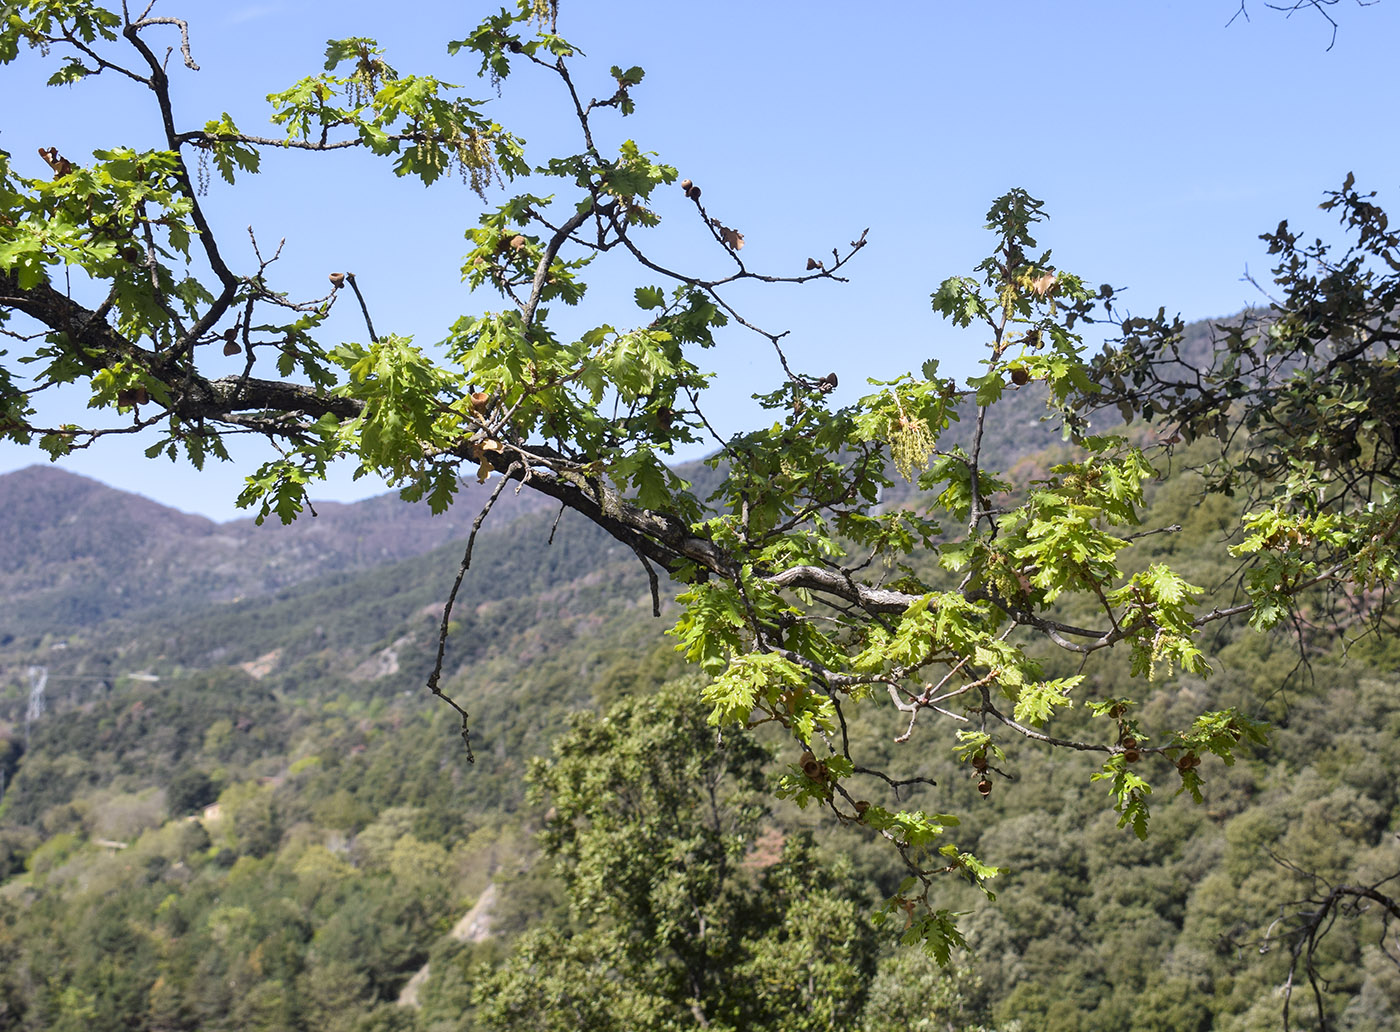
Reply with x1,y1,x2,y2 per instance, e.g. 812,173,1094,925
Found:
0,464,553,638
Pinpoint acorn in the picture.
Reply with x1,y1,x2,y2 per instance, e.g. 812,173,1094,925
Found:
656,405,674,428
1120,736,1137,751
806,257,819,271
971,754,988,772
509,234,527,251
854,800,870,816
469,390,491,414
799,751,824,780
688,185,700,201
1010,366,1030,386
1123,748,1141,763
1177,753,1199,771
329,272,345,289
223,341,241,357
680,178,693,193
977,778,993,797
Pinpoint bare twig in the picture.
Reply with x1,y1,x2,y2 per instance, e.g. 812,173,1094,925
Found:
424,463,522,761
344,272,379,343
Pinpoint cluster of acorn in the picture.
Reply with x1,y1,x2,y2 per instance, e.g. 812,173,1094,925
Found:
1176,751,1201,772
1119,735,1141,763
680,178,701,202
798,750,826,783
971,752,993,797
799,751,876,820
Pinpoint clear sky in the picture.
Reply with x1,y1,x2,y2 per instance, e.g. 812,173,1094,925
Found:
1,0,1395,520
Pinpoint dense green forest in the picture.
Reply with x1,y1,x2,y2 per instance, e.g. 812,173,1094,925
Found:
2,436,1397,1032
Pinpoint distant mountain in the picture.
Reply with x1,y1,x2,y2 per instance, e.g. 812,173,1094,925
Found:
2,315,1230,639
0,465,551,638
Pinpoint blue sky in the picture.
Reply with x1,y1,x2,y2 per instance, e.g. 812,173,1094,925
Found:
2,0,1396,519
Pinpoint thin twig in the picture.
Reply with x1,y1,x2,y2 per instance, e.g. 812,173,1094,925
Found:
344,272,378,343
425,462,521,760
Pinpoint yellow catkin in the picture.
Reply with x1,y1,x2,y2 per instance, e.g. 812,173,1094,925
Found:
890,415,935,483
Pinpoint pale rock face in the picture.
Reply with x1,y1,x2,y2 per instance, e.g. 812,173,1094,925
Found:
397,883,499,1009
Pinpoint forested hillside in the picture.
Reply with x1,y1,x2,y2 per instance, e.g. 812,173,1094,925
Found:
2,416,1397,1031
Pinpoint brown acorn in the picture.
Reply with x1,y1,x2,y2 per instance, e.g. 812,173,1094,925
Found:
680,179,693,192
977,778,993,797
329,272,345,289
1120,736,1137,751
1010,366,1030,386
971,754,988,772
656,405,674,428
688,185,701,201
1123,748,1141,763
223,341,241,357
799,751,824,780
509,234,527,251
469,390,491,415
806,257,819,271
854,800,870,816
